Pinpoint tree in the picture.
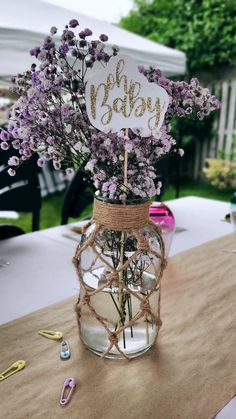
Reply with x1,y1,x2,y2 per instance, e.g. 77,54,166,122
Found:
120,0,236,74
121,0,236,185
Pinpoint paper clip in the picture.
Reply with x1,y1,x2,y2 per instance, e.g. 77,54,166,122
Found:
60,377,76,406
38,329,63,341
0,360,25,382
60,340,71,360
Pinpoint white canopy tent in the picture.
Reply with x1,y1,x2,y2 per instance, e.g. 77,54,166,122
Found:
0,0,186,85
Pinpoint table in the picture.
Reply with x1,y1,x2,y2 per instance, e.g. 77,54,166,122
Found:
0,196,235,418
0,197,232,324
0,210,19,219
167,196,233,255
39,196,232,257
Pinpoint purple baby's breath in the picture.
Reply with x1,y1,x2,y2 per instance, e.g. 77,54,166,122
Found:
2,19,220,200
1,142,9,150
37,158,45,167
79,31,86,39
79,40,87,48
8,156,20,166
84,28,93,36
69,19,79,28
99,34,108,42
59,44,69,55
0,130,9,141
7,168,16,176
91,40,98,48
50,26,57,35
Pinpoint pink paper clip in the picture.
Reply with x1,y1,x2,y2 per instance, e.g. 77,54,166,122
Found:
60,377,76,407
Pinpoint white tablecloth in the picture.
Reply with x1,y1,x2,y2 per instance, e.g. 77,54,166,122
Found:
0,196,234,418
0,196,232,324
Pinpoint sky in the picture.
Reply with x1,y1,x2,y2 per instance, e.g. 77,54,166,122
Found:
46,0,134,22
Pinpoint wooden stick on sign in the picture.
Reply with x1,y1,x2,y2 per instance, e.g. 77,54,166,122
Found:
118,127,129,341
124,128,129,190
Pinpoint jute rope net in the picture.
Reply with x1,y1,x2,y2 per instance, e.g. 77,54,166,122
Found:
73,199,167,360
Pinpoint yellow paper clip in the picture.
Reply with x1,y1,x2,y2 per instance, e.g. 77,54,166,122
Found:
38,329,63,341
0,360,26,382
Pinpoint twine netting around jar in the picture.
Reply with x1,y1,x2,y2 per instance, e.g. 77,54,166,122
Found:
73,199,167,360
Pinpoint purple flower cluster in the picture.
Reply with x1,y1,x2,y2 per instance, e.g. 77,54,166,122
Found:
142,67,220,120
1,20,220,199
84,129,174,199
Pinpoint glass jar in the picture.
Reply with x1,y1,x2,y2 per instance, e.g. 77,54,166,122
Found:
74,197,166,360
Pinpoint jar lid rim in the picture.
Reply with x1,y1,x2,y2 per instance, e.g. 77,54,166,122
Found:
94,195,149,205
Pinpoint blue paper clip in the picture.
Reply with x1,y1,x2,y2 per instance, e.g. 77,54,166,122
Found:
60,340,71,360
60,377,76,406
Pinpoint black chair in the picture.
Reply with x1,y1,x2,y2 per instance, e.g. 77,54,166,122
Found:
0,149,42,231
61,170,94,225
0,224,25,240
155,157,169,200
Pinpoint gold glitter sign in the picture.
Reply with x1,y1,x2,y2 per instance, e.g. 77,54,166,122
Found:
85,55,169,137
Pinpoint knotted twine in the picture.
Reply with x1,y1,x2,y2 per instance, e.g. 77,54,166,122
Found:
73,198,167,360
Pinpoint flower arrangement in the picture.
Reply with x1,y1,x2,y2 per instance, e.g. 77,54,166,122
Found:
0,19,222,359
0,19,220,200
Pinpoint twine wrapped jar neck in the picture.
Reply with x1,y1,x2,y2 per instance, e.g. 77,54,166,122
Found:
92,197,151,231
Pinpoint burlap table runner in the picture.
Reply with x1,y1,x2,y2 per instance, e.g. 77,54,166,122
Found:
1,234,236,419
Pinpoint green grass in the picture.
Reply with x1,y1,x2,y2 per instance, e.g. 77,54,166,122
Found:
162,181,232,202
0,181,233,233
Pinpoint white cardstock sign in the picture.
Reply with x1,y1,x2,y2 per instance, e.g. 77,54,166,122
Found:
85,55,169,137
